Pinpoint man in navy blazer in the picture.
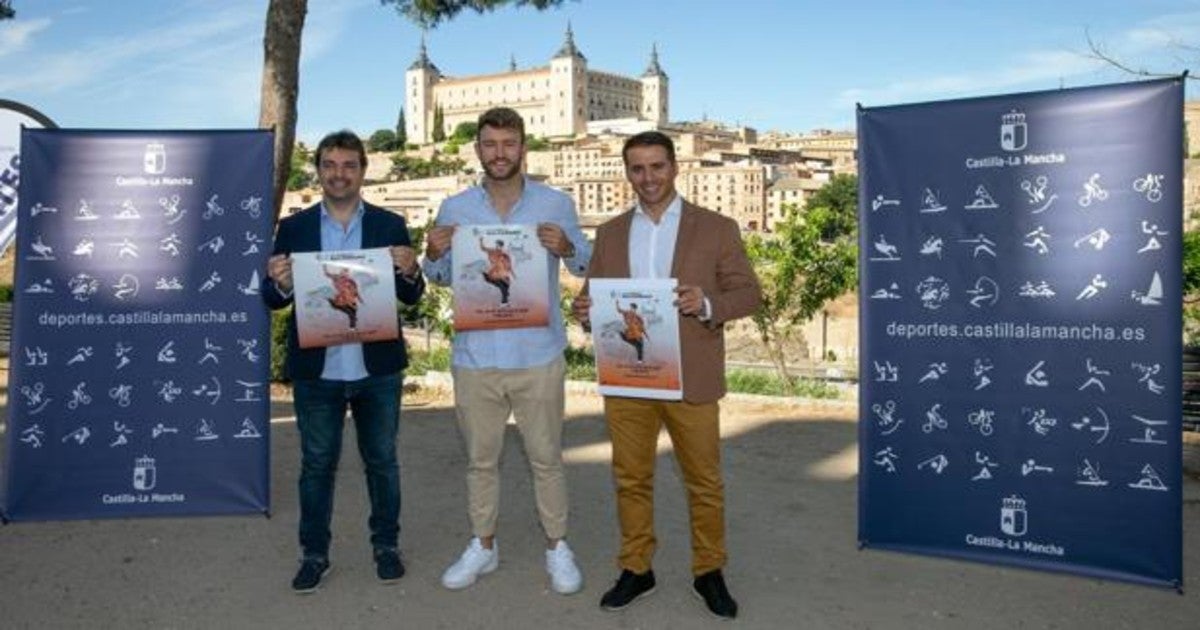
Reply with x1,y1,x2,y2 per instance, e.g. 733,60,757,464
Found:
263,130,424,594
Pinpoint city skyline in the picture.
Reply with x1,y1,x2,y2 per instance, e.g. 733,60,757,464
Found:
2,0,1197,144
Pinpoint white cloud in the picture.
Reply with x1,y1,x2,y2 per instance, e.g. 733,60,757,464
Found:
0,4,261,95
0,17,50,57
835,48,1105,110
836,10,1200,111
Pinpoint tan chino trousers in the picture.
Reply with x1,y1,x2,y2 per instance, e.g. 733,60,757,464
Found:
452,357,569,540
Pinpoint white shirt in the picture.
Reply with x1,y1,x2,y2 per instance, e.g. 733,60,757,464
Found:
628,194,682,279
627,194,712,320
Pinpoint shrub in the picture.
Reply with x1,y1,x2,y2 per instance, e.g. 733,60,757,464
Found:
270,308,290,382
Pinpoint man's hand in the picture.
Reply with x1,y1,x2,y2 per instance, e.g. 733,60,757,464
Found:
267,253,293,293
537,222,574,258
425,225,456,261
390,245,419,276
675,284,706,317
571,293,592,329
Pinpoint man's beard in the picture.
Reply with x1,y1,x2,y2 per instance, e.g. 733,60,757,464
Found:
485,159,521,181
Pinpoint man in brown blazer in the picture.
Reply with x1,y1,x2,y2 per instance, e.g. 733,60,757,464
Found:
572,131,762,619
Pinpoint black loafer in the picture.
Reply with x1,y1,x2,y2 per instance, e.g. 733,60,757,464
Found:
692,569,738,619
600,569,656,610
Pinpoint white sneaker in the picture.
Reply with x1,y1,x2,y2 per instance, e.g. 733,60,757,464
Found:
545,540,583,595
441,537,499,590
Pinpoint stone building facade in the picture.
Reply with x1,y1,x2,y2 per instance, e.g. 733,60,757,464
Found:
405,27,668,144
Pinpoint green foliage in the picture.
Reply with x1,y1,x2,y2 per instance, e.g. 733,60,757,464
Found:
745,174,858,382
390,152,465,179
1184,230,1200,294
558,344,840,399
432,106,446,142
395,108,408,147
406,346,452,375
1184,230,1200,345
450,121,478,142
286,143,314,190
270,308,291,383
525,135,550,151
398,220,456,338
0,284,13,302
382,0,571,28
564,344,597,380
725,369,842,399
368,128,399,152
804,173,858,239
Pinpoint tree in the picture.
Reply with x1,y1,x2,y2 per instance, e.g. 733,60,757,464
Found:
525,135,551,151
1085,28,1196,83
0,1,14,20
450,121,478,142
286,142,314,190
1184,230,1200,344
368,128,399,152
432,105,446,142
804,173,858,240
390,152,465,180
259,0,570,221
395,108,408,148
744,174,858,382
384,0,570,28
260,0,306,222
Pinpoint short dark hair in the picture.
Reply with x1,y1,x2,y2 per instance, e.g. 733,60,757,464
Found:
314,130,367,169
477,107,526,140
622,131,676,164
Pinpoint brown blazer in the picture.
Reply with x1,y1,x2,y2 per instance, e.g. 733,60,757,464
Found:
584,201,762,403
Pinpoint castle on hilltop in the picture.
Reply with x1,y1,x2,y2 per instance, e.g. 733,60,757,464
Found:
405,25,669,144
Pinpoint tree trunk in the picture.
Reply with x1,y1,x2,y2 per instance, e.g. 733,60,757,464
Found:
259,0,307,223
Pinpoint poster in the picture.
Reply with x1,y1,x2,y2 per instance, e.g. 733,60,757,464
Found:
291,248,399,348
857,78,1183,589
2,129,273,521
0,99,57,256
589,278,682,400
450,224,550,331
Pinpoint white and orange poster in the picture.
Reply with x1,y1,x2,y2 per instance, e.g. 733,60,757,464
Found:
451,224,550,331
589,278,682,400
292,248,399,348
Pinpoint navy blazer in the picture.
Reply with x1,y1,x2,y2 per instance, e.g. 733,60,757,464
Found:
263,202,425,380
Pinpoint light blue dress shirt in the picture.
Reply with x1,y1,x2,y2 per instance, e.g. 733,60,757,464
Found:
319,201,369,381
423,177,592,369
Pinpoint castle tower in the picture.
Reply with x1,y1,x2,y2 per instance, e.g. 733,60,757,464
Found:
405,37,441,144
640,43,669,126
548,23,588,137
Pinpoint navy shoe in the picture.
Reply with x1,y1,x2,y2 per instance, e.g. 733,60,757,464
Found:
372,547,405,583
292,558,331,594
692,569,738,619
600,569,656,610
374,548,405,583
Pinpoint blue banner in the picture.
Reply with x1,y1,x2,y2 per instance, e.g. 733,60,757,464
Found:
2,129,273,520
858,79,1183,588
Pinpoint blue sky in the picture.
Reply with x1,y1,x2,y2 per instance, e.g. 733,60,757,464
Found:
2,0,1198,145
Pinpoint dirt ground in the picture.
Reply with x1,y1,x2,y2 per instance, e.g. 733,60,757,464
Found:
1,379,1199,629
